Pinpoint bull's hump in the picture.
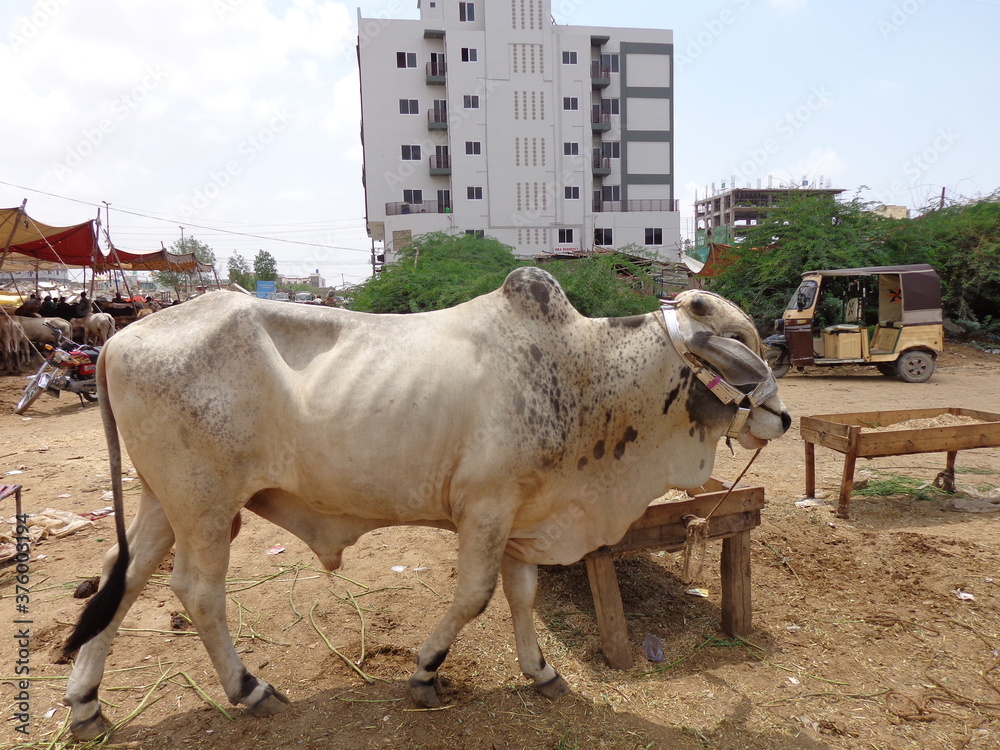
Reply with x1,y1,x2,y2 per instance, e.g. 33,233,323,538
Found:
500,268,577,325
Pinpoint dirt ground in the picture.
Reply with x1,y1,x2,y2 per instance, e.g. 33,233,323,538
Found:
1,343,999,750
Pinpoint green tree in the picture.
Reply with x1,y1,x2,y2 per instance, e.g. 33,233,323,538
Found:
707,192,898,330
227,252,255,290
703,189,1000,336
541,248,660,317
885,193,1000,333
254,250,278,282
154,236,217,292
350,232,521,313
349,232,660,317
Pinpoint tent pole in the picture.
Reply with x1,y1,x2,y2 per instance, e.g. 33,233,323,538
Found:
0,199,27,270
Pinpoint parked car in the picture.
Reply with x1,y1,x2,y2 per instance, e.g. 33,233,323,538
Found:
294,292,315,303
272,292,290,302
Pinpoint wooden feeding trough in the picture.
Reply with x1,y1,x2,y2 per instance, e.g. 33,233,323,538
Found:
800,407,1000,518
583,478,765,670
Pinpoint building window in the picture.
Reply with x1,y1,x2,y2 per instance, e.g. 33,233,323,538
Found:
601,53,620,73
466,229,485,238
595,228,613,246
564,186,580,200
601,98,620,115
563,142,579,156
561,51,577,65
467,186,484,200
558,228,574,244
601,141,621,158
401,145,421,160
562,97,579,111
396,52,417,69
459,2,475,21
645,228,663,246
463,95,480,109
403,189,423,203
461,47,478,62
602,185,621,201
398,99,419,115
465,141,482,155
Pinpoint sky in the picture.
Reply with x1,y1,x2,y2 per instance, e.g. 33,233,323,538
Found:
3,0,999,287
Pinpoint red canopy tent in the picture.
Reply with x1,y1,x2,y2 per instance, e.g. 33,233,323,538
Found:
1,203,219,299
0,203,101,272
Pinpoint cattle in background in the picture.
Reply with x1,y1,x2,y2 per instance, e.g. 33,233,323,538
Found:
62,267,791,740
0,315,31,372
84,312,116,346
15,315,71,345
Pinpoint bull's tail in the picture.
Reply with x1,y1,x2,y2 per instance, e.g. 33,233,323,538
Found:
62,349,130,658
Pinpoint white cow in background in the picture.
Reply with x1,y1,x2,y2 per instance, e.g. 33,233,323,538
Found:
62,267,790,740
84,312,116,346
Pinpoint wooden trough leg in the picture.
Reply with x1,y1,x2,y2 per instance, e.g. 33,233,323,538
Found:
804,441,816,498
836,426,862,519
584,553,633,669
720,529,752,637
938,450,958,491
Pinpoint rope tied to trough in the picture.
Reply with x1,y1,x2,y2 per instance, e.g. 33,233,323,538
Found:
680,447,763,583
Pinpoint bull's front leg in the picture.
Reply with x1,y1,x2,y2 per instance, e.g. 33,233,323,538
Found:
500,553,571,699
408,511,514,707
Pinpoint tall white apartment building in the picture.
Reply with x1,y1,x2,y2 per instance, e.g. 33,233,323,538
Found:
358,0,678,266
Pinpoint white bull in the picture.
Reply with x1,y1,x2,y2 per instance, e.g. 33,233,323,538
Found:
84,312,116,345
15,315,71,345
63,267,790,739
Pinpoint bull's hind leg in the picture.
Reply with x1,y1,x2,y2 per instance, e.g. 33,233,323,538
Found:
169,517,290,717
65,490,176,740
500,553,571,699
408,512,514,707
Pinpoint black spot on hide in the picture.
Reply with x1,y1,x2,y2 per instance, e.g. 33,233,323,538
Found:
577,457,588,470
529,344,543,362
608,315,645,329
663,384,681,414
593,440,605,460
613,426,639,460
530,281,551,316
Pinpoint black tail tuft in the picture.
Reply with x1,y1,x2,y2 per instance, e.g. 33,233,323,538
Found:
61,540,130,659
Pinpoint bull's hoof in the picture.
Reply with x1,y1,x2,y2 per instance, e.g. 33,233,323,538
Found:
70,709,110,741
246,685,291,717
407,675,442,708
534,673,571,700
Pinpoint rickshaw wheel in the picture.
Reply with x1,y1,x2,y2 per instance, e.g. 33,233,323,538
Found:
895,350,935,383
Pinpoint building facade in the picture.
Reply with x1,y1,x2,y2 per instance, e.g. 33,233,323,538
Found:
358,0,678,267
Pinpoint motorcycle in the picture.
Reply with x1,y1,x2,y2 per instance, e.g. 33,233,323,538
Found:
14,326,101,414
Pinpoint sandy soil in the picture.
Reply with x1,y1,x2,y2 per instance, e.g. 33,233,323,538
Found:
1,344,999,749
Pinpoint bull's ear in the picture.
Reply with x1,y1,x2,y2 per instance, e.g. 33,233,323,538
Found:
686,332,771,386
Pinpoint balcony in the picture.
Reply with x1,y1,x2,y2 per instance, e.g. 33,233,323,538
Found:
592,199,673,213
591,111,611,131
426,61,447,85
429,154,451,176
427,108,448,130
592,155,611,176
591,62,611,88
385,200,453,216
